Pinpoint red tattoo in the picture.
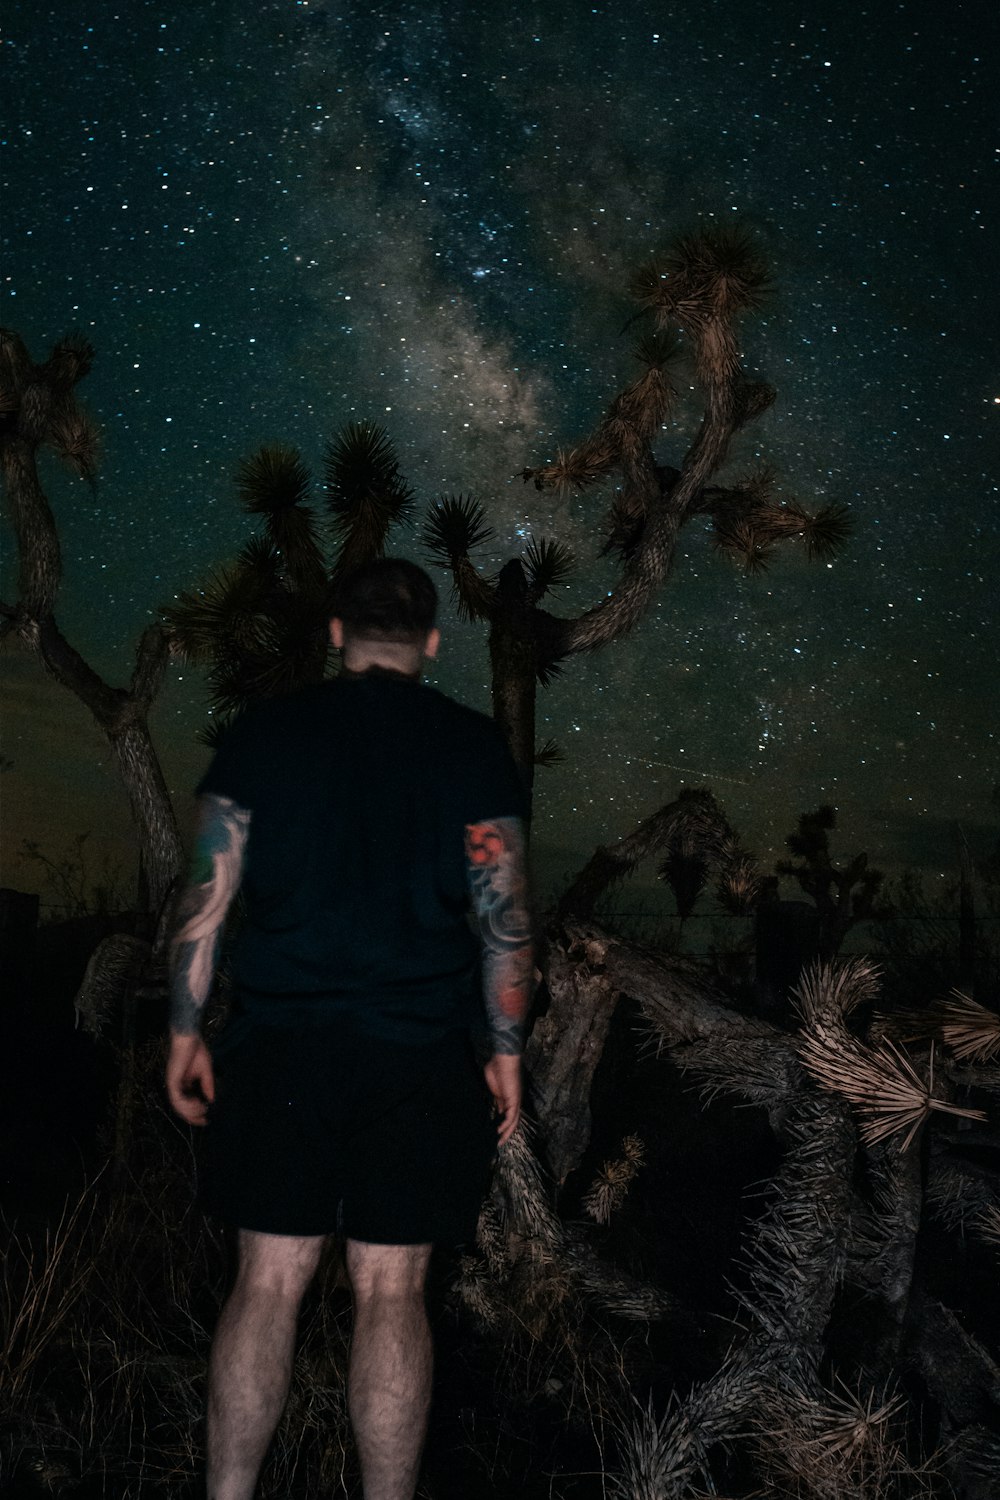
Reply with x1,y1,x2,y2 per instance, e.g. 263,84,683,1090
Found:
466,822,505,868
499,982,528,1019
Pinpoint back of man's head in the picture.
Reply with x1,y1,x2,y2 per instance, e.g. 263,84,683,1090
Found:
330,557,438,644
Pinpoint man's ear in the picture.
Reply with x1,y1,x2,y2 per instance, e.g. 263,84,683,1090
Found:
330,618,344,649
425,627,441,660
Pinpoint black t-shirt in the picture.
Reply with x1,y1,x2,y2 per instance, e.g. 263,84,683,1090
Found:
197,670,527,1042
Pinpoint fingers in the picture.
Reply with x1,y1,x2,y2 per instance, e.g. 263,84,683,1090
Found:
165,1036,214,1126
193,1051,216,1104
496,1100,519,1145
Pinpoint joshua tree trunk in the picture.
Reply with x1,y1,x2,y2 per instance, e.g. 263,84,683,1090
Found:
488,561,541,796
0,331,183,910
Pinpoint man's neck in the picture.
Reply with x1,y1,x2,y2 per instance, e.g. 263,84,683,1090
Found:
341,645,423,677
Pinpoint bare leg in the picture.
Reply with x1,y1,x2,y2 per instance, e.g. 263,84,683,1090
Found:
206,1230,325,1500
345,1240,434,1500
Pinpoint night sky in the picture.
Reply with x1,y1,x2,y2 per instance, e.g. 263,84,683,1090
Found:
2,0,997,907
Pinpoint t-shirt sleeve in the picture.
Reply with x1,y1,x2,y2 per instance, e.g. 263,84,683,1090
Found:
195,715,261,810
466,722,530,824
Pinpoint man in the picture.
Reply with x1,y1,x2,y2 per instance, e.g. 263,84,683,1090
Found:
165,558,533,1500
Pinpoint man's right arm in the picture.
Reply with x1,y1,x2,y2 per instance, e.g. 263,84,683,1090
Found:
165,793,250,1125
465,817,533,1143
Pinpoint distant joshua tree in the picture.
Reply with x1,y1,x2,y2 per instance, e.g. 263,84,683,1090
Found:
777,804,886,959
161,423,415,739
0,330,182,910
422,226,850,798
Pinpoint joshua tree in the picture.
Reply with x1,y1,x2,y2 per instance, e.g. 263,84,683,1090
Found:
161,422,414,734
423,226,850,797
777,804,886,959
0,330,182,911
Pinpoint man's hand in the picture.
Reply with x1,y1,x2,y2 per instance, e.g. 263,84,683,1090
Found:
484,1053,522,1145
166,1032,215,1126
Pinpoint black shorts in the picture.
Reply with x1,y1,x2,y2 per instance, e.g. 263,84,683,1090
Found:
198,1010,497,1243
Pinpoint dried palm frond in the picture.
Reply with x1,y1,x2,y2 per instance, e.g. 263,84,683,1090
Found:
236,444,311,514
600,496,648,561
797,1033,986,1149
938,990,1000,1062
523,535,575,598
949,1425,1000,1486
582,1135,645,1225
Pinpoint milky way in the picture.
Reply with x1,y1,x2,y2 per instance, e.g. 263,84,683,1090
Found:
3,0,997,904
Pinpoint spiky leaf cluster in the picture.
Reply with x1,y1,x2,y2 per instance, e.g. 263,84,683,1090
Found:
523,536,574,599
162,548,280,664
421,494,495,562
324,420,414,569
582,1135,645,1225
631,226,772,326
421,495,497,622
798,1021,986,1150
706,465,853,572
236,445,311,514
533,737,565,769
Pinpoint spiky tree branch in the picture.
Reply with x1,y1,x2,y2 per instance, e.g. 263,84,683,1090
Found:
424,228,848,793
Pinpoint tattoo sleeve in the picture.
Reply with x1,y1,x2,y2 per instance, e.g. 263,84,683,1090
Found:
168,794,251,1036
465,817,534,1056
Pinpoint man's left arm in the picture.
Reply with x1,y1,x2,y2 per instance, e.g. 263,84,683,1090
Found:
165,793,250,1126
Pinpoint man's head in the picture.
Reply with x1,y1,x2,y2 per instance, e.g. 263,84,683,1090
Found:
329,557,440,674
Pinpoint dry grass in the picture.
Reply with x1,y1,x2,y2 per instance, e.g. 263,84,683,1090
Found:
0,1042,355,1497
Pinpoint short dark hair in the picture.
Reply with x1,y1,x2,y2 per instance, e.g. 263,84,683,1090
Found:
330,557,438,643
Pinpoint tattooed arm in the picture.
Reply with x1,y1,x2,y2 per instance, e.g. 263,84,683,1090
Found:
465,817,533,1143
165,794,250,1125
